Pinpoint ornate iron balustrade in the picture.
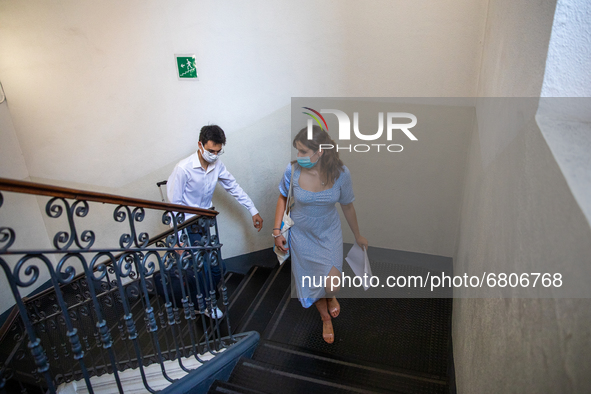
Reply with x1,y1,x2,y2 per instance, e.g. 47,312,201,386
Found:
0,178,237,393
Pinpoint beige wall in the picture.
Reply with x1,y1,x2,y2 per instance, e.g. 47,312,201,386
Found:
453,0,591,391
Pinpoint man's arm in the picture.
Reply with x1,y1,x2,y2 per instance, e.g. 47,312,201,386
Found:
166,165,190,248
217,163,263,231
167,165,188,205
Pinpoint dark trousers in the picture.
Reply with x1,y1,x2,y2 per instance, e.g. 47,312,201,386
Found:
154,230,222,307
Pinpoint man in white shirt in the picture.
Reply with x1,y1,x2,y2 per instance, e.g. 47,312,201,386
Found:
165,125,263,318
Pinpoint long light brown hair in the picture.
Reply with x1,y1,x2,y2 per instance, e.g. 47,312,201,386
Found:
292,125,344,185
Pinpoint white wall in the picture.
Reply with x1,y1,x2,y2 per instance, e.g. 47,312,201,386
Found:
541,0,591,97
291,98,474,258
0,0,486,316
476,0,558,97
0,0,487,186
0,101,27,180
2,1,590,389
454,101,591,392
453,0,591,391
341,102,473,258
0,0,489,264
538,0,591,227
0,101,55,315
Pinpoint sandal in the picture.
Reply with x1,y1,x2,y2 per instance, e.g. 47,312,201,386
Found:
322,316,334,344
328,297,340,318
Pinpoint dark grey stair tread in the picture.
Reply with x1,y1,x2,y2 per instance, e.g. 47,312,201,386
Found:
265,296,452,377
193,267,273,341
224,272,246,300
179,272,243,342
252,340,448,394
229,357,373,394
234,261,292,334
167,271,244,344
227,266,274,331
262,284,292,340
209,380,267,394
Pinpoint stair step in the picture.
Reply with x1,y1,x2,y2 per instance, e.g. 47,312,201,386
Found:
226,266,274,331
252,340,448,394
209,271,245,337
187,266,275,346
208,380,267,394
223,272,246,301
229,357,383,394
264,296,452,378
114,270,245,368
234,261,292,334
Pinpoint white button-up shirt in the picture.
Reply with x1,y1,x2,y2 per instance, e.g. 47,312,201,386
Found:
167,152,259,220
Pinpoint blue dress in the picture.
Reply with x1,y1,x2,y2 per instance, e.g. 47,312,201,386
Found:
279,163,355,308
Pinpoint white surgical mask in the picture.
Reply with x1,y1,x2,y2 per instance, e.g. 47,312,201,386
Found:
199,144,220,164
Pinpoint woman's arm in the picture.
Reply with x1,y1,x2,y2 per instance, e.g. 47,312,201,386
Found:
274,194,289,252
341,202,368,250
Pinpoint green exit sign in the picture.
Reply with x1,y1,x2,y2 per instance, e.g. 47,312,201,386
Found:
175,54,198,80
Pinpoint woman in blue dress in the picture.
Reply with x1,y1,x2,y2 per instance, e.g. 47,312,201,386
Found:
273,125,368,344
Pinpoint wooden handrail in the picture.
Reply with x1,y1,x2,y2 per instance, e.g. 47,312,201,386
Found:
0,178,218,217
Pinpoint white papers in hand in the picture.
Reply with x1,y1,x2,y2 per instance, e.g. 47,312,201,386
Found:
345,242,373,290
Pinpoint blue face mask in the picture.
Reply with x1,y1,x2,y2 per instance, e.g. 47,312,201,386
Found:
297,151,320,168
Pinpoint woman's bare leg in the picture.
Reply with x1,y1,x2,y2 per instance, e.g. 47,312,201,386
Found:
325,266,341,318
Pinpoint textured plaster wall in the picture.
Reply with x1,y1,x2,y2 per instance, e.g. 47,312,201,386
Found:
541,0,591,97
536,103,591,228
454,110,591,392
538,0,591,228
453,0,591,391
476,0,557,97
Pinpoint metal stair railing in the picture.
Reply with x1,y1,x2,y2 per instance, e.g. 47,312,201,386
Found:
0,177,238,394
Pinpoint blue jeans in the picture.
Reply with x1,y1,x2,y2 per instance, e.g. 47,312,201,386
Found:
187,230,222,303
154,229,222,307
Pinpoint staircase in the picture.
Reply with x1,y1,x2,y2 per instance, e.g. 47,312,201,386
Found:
212,257,455,394
0,249,454,394
0,178,455,393
0,177,259,394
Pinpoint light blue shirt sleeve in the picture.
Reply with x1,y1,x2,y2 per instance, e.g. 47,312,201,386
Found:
278,163,292,198
338,166,355,205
